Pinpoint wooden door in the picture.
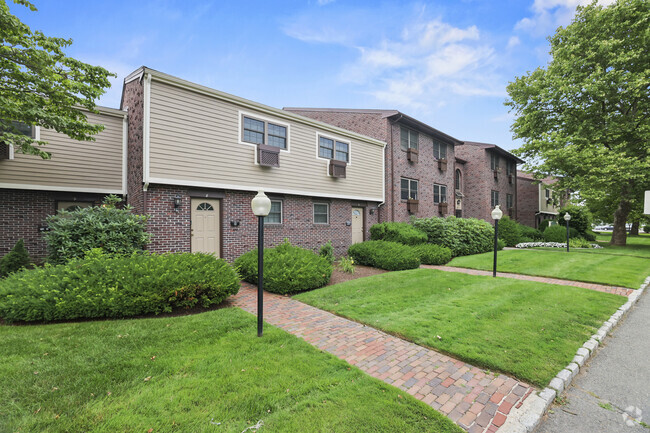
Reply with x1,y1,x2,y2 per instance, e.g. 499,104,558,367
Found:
191,198,220,256
351,207,364,244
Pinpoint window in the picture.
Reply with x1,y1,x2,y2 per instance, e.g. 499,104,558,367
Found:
57,201,93,212
1,121,33,138
433,141,447,160
506,161,514,176
196,202,214,211
506,194,513,209
266,200,282,224
400,127,419,151
455,169,462,190
491,190,499,208
433,184,447,204
242,115,287,149
313,203,329,224
400,178,418,200
319,136,349,162
490,152,499,170
545,189,550,199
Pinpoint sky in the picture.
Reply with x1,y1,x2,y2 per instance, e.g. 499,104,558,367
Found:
10,0,614,151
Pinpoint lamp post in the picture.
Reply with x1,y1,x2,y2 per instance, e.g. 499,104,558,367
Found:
564,212,571,253
492,205,503,277
251,189,272,337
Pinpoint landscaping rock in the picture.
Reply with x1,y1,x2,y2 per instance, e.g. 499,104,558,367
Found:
565,363,579,381
548,378,564,394
572,354,586,367
583,339,599,353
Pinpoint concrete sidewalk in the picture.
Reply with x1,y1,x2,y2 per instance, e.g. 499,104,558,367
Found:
537,291,649,433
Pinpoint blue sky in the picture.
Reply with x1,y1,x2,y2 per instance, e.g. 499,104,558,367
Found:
11,0,613,150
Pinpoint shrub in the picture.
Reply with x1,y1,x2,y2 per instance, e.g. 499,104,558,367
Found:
411,216,494,257
369,222,427,245
319,240,335,264
0,240,31,278
348,241,420,271
583,230,597,242
412,244,452,265
645,225,650,233
235,240,332,295
497,239,506,250
45,195,150,264
338,256,355,274
569,237,593,248
557,205,592,235
0,250,240,323
497,216,521,247
543,225,579,243
539,220,557,232
518,225,544,241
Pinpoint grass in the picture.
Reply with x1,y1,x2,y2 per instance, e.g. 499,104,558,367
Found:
590,232,650,258
448,248,650,288
294,269,625,388
0,308,462,433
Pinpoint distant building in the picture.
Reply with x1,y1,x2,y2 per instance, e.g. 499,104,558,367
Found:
516,171,563,228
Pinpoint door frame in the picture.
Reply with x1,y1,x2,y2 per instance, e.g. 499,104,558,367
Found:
351,204,366,243
190,197,223,258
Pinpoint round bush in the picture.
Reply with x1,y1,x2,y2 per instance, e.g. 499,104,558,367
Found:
497,216,521,247
348,240,420,271
235,241,332,295
45,195,150,264
412,244,452,265
0,239,31,278
411,216,494,256
539,220,557,232
644,225,650,234
543,225,579,243
0,250,240,323
518,225,544,241
369,222,428,245
557,205,592,235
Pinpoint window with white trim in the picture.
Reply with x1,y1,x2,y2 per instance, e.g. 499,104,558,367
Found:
400,127,419,151
506,161,515,176
491,190,499,208
433,141,447,160
490,152,499,170
241,115,287,149
313,203,330,224
319,136,349,162
266,200,282,224
506,194,513,209
400,178,418,200
433,184,447,204
57,201,93,212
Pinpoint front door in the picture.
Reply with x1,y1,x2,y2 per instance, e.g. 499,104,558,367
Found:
351,207,364,244
191,198,220,256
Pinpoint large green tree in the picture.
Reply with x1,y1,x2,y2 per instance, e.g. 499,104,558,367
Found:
506,0,650,246
0,0,114,159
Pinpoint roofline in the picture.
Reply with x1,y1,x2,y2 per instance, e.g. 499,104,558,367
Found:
123,68,386,148
284,107,463,146
463,141,525,164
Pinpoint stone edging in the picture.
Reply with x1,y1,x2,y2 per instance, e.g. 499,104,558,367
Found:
498,275,650,433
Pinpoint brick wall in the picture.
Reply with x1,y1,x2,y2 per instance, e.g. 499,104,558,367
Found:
121,78,145,215
144,184,379,261
516,177,538,228
455,145,518,223
0,189,105,259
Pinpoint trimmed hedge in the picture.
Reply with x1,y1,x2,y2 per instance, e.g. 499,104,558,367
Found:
235,241,332,295
348,241,420,271
543,225,579,243
412,244,452,265
497,216,521,247
0,239,31,278
369,222,428,245
518,225,544,241
412,216,494,257
539,220,557,232
0,250,240,323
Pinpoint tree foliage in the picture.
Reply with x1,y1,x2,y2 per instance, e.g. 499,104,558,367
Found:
506,0,650,245
0,0,114,158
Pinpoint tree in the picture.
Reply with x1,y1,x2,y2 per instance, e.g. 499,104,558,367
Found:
0,0,114,159
506,0,650,246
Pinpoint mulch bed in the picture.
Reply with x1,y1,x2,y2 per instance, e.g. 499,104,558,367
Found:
328,264,387,286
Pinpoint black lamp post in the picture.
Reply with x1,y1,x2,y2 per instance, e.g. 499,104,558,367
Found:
564,212,571,253
492,205,503,277
251,189,271,337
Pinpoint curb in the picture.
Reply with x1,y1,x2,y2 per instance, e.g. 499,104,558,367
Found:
498,275,650,433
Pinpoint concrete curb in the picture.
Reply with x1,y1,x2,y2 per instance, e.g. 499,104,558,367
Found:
498,275,649,433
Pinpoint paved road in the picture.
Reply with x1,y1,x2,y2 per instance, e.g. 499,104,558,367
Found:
537,291,649,433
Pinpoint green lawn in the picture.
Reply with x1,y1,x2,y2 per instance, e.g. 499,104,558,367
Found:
589,232,650,258
0,308,461,433
295,269,624,388
449,248,650,288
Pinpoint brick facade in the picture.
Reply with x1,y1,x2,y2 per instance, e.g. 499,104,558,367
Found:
284,109,458,224
143,184,378,261
454,142,520,223
121,77,145,215
516,176,538,228
0,189,106,259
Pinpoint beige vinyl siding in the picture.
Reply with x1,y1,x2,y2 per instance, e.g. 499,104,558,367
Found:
0,111,124,192
148,80,384,201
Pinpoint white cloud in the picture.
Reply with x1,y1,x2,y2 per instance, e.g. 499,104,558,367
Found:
516,0,617,36
507,36,521,49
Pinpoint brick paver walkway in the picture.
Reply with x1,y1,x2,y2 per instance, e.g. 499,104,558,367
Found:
227,283,534,433
424,265,634,297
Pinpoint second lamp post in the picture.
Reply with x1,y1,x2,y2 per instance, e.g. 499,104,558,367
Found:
492,205,503,277
564,212,571,252
251,190,272,337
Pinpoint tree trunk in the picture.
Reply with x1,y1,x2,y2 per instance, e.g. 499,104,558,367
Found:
610,199,631,246
630,220,639,236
